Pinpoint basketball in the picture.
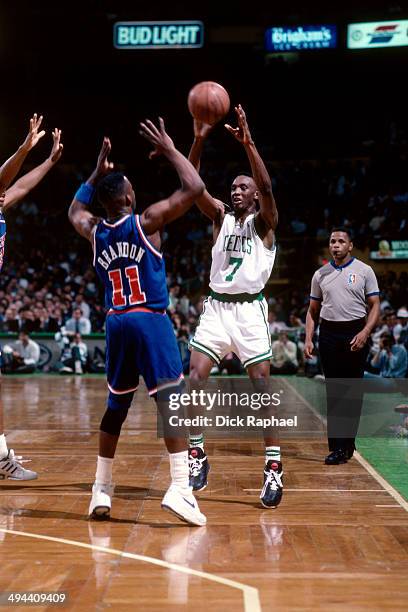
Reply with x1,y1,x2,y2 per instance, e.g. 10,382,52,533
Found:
188,81,230,125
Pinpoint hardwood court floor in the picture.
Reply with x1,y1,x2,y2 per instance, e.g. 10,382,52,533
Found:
0,376,407,611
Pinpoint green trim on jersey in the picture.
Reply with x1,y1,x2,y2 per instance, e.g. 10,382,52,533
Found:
258,300,272,349
210,290,264,303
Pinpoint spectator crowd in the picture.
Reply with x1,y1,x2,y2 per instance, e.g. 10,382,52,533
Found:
0,122,407,379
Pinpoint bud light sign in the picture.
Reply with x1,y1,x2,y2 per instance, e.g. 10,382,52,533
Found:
265,25,337,52
114,21,204,49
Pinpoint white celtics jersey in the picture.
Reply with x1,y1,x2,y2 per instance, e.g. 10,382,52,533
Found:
210,213,276,294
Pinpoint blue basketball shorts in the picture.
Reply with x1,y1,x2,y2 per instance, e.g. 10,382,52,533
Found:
105,309,183,408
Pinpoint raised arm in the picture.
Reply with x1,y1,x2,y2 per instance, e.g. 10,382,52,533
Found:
68,137,112,241
2,129,63,212
138,117,205,234
225,105,278,233
188,119,225,222
0,114,46,192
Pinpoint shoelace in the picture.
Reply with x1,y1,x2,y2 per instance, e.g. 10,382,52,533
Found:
261,468,283,497
1,449,30,465
189,457,204,477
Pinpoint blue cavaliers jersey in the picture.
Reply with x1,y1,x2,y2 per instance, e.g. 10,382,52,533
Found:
0,211,6,273
93,214,169,311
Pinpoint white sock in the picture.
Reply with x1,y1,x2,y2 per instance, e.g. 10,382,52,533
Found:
265,446,281,463
169,450,191,493
95,456,113,485
0,434,8,459
189,433,204,451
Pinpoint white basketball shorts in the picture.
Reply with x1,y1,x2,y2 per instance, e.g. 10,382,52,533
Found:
190,296,272,369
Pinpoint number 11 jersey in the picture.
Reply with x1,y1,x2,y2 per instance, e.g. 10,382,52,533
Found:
93,214,168,312
209,213,276,295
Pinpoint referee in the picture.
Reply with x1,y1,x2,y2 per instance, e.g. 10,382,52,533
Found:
304,228,380,465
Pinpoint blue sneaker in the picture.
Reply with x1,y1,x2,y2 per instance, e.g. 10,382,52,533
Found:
260,460,283,508
188,447,210,492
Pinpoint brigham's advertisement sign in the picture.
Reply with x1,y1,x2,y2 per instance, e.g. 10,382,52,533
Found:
265,25,337,52
114,21,204,49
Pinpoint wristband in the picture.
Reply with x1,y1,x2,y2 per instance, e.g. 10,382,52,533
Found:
74,183,95,205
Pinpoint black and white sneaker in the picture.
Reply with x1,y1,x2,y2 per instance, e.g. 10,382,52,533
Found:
260,460,283,509
0,449,37,481
188,447,210,492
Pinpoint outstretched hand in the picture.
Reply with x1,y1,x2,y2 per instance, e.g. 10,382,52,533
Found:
95,137,114,176
49,129,63,163
22,114,46,152
225,104,253,145
139,117,175,159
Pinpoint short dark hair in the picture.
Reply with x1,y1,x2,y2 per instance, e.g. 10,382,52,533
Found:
97,172,126,206
330,226,354,240
233,171,253,180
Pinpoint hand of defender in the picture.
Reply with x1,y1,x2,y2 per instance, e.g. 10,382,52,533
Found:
139,117,175,159
225,104,253,145
49,128,64,163
194,118,213,140
21,113,46,152
95,137,114,176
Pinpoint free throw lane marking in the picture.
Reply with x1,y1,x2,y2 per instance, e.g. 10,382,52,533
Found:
0,528,261,612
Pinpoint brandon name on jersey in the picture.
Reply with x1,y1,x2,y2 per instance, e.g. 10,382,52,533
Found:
96,241,145,270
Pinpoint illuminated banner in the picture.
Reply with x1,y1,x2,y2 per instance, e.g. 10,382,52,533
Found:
348,20,408,49
265,25,337,52
370,239,408,260
114,21,204,49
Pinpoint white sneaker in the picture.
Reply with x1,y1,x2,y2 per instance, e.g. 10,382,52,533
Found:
89,482,115,518
0,449,38,481
161,485,206,526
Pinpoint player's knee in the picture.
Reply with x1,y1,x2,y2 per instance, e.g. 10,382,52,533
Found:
100,406,129,436
189,365,209,386
248,361,270,380
107,391,134,411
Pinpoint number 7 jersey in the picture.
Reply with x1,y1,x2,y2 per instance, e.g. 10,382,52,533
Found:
210,213,276,295
93,214,169,312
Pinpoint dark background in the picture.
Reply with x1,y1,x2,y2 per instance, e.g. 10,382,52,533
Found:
0,1,407,253
1,1,407,162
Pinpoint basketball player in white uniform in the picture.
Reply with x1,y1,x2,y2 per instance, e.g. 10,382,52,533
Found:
187,105,283,508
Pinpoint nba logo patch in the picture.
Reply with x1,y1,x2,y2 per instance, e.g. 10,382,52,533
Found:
348,273,357,285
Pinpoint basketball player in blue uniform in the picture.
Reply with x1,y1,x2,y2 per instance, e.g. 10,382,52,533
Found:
69,118,207,525
0,115,63,480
